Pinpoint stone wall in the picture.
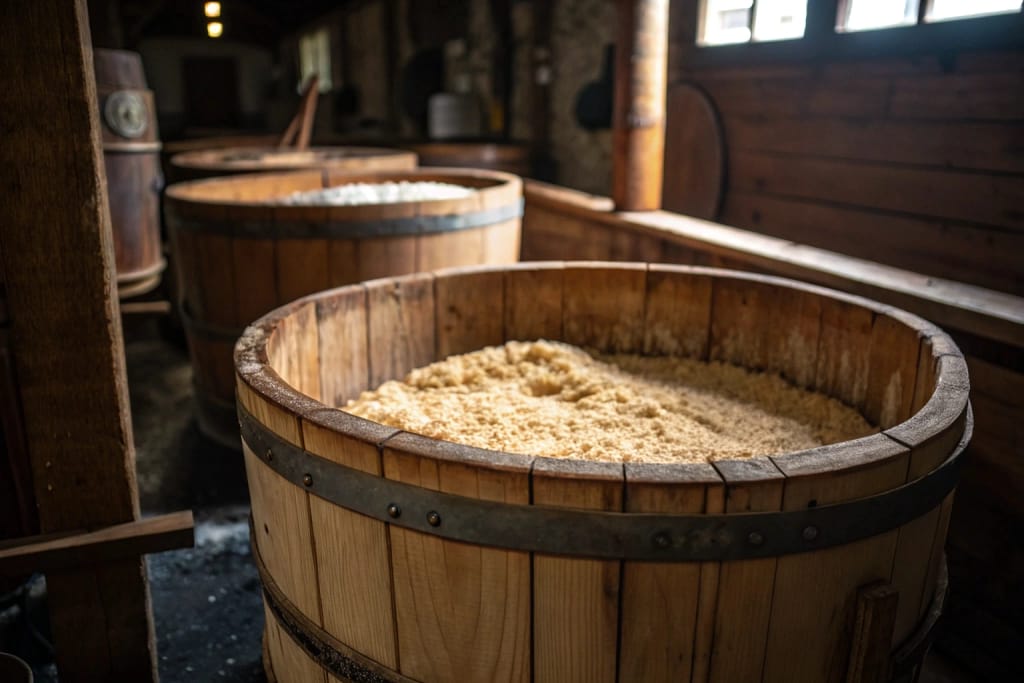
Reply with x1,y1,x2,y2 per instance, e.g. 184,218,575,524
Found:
278,0,617,195
547,0,615,195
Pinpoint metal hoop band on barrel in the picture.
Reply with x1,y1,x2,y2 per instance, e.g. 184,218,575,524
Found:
103,141,163,153
239,402,972,562
253,526,415,683
167,198,524,239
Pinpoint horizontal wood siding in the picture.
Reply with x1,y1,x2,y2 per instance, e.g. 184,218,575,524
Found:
520,180,1024,679
668,26,1024,296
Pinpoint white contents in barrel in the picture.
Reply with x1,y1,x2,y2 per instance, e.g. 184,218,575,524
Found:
278,181,476,206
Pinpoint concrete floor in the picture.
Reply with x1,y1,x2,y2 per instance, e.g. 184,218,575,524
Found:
4,315,981,682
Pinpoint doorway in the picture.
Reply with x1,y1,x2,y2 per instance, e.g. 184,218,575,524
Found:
182,56,241,130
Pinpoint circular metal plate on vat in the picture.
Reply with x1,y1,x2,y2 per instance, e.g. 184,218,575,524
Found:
103,90,148,139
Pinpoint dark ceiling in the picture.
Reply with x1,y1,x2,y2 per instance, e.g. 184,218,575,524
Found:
100,0,355,48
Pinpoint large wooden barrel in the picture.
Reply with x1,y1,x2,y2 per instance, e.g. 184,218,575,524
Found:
166,169,522,447
236,262,970,683
409,141,532,177
93,48,165,298
168,146,417,183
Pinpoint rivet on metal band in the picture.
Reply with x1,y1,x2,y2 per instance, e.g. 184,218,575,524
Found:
238,402,971,563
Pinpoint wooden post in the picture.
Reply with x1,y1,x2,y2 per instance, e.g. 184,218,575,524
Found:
0,1,157,682
612,0,670,211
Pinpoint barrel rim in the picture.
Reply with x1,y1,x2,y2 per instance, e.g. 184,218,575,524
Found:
165,166,521,217
234,262,970,487
169,145,418,173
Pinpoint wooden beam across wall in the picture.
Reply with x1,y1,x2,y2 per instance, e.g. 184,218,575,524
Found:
612,0,670,211
0,1,157,682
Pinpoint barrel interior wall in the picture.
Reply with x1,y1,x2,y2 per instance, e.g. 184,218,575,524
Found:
237,263,968,683
664,2,1024,297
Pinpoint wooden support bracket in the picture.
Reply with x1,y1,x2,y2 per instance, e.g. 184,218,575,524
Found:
0,511,195,579
846,581,900,683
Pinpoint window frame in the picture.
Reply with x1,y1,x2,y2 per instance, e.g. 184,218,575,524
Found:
298,26,334,93
685,0,1024,66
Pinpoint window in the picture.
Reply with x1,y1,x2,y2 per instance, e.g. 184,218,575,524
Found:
839,0,919,32
838,0,1022,32
699,0,1023,46
699,0,808,45
299,28,332,93
926,0,1022,22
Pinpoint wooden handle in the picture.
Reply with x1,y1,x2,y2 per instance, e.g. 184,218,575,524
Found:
0,510,195,577
278,74,320,150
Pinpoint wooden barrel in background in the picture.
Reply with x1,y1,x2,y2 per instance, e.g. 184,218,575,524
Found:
93,48,165,299
167,146,417,183
161,134,280,183
408,142,533,177
162,134,281,157
236,262,970,683
166,169,523,447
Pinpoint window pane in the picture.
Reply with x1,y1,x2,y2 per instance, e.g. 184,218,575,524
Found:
700,0,754,45
839,0,920,32
299,29,332,93
753,0,808,42
927,0,1022,22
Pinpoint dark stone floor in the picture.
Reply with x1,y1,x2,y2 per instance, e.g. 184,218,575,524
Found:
124,318,269,683
2,314,981,683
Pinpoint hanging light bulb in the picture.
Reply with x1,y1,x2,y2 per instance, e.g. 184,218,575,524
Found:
207,21,223,38
204,2,221,18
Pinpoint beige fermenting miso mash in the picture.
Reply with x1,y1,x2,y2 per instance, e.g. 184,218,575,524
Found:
345,340,876,463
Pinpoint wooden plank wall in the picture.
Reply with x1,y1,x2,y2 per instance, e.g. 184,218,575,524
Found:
663,4,1024,297
520,183,1024,678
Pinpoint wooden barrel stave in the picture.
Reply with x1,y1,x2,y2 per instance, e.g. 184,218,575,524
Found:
236,263,970,683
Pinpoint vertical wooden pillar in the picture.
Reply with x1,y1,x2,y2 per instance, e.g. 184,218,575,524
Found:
0,1,157,682
612,0,670,211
